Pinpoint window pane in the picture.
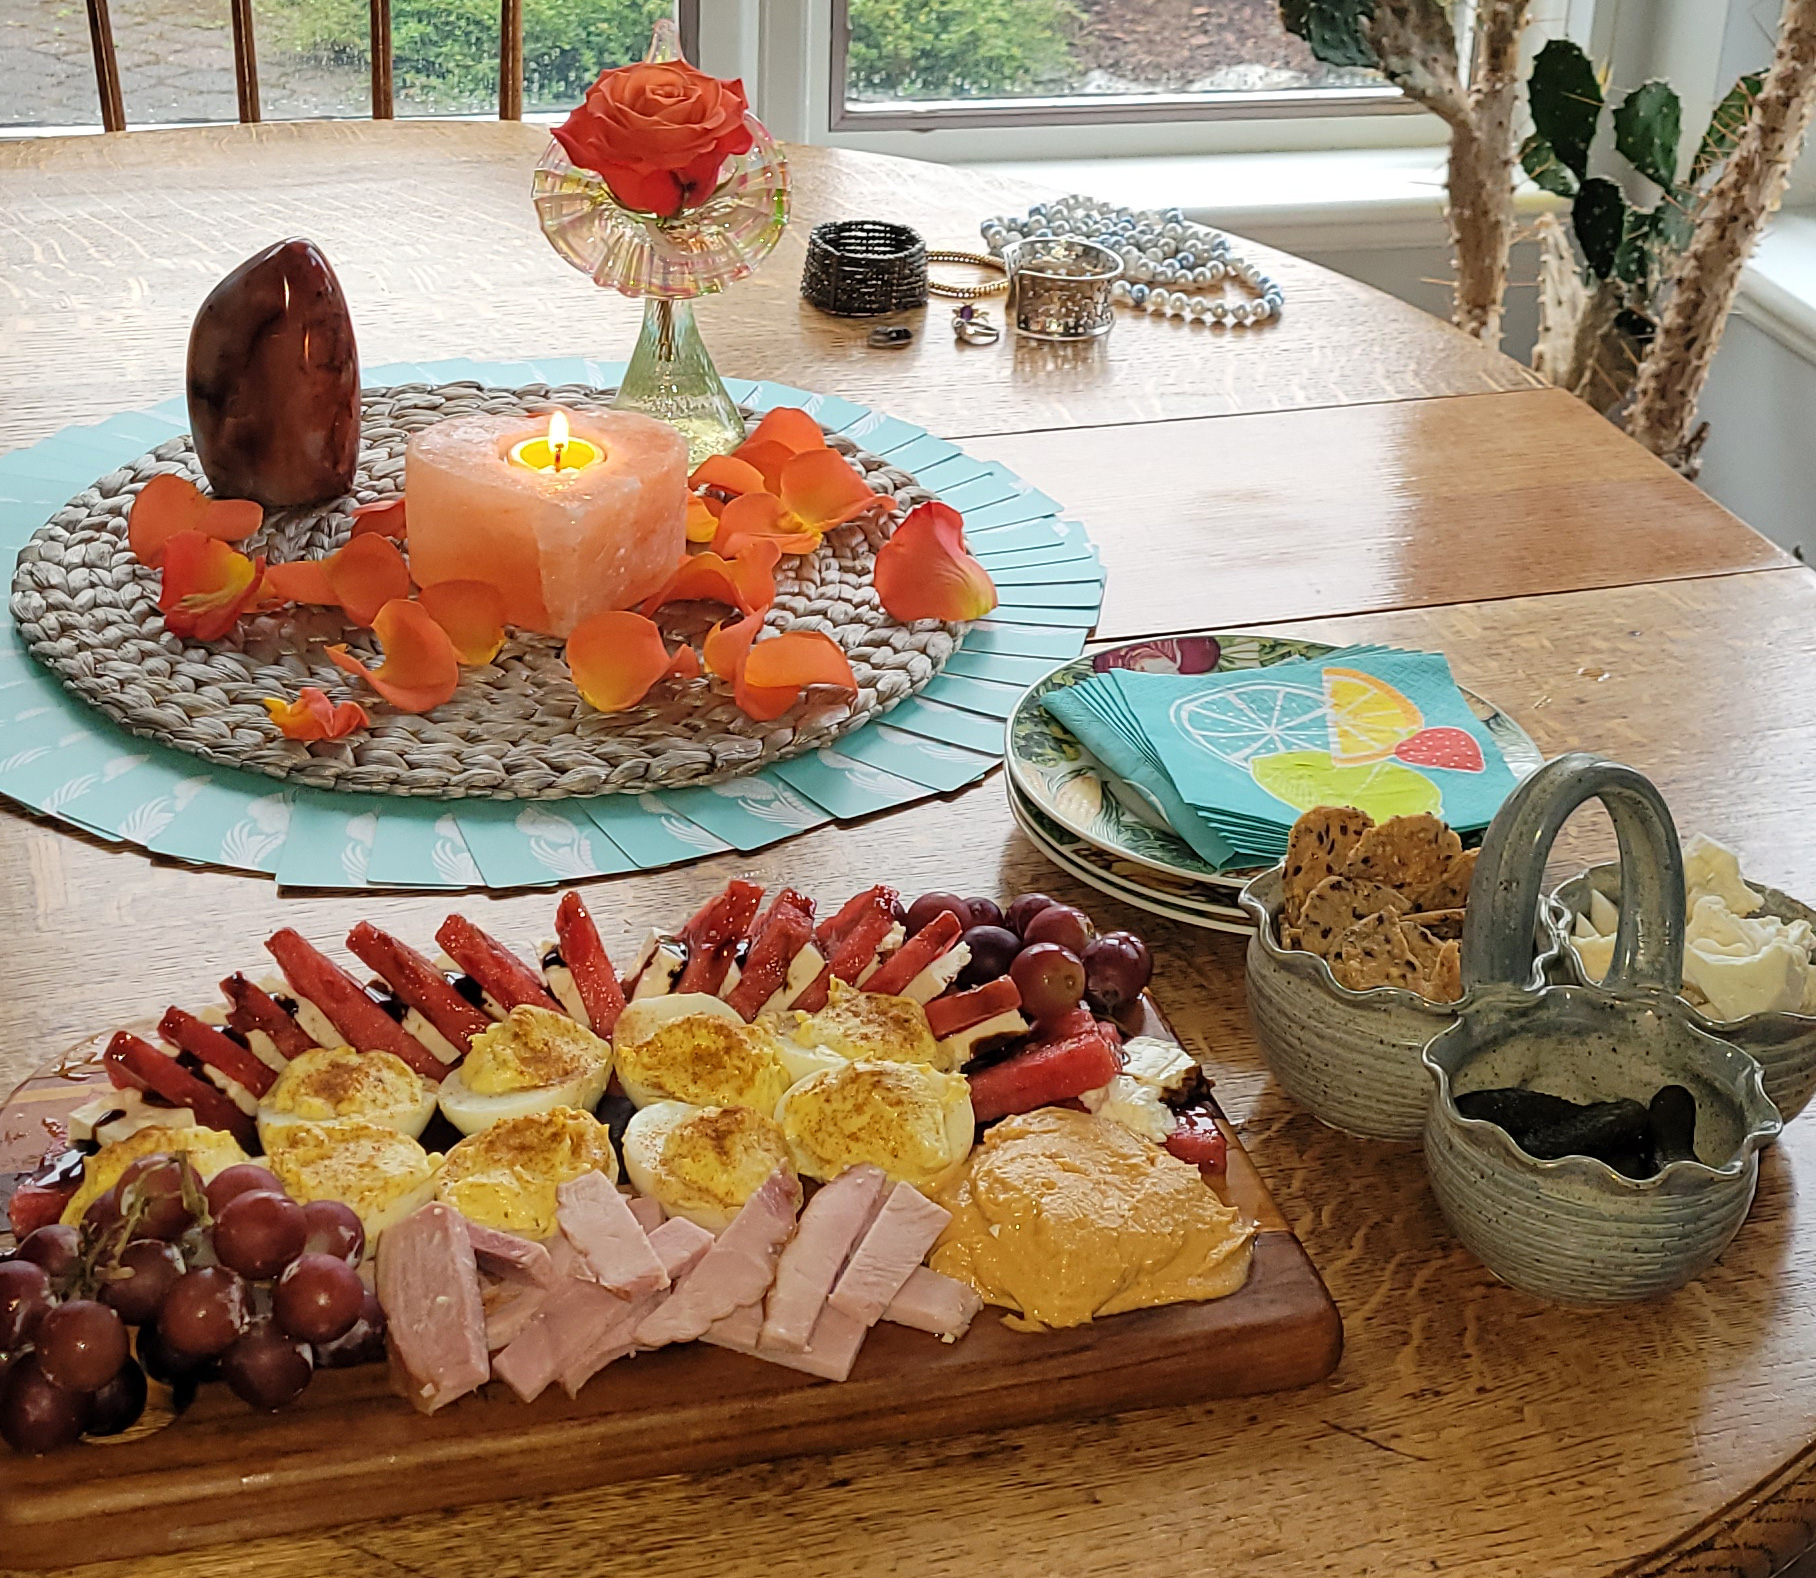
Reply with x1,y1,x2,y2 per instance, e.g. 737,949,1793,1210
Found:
843,0,1380,105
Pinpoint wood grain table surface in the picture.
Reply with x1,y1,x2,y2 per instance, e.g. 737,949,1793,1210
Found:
3,119,1814,1578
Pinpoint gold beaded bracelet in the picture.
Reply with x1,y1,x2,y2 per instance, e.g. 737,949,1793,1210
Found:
925,249,1009,299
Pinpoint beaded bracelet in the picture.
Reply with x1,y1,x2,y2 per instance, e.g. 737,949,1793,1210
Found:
925,249,1010,300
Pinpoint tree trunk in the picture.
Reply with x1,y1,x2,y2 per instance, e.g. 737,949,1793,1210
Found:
1626,0,1816,465
1532,212,1648,415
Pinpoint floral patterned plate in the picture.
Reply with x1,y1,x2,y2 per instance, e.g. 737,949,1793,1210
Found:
1008,781,1252,936
1006,632,1545,890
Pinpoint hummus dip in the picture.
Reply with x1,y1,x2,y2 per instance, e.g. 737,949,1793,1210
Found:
930,1107,1253,1330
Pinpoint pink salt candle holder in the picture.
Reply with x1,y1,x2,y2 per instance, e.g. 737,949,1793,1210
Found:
405,407,689,638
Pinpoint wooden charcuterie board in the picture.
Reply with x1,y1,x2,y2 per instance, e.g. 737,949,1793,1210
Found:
0,999,1341,1568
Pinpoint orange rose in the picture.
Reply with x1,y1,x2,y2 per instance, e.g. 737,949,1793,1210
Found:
553,61,755,219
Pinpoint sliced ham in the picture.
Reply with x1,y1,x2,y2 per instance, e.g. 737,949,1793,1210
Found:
464,1218,557,1287
634,1168,801,1348
702,1301,871,1383
883,1266,982,1342
827,1183,952,1327
628,1195,664,1233
377,1202,490,1415
557,1217,714,1397
557,1171,668,1299
759,1163,888,1353
485,1282,546,1352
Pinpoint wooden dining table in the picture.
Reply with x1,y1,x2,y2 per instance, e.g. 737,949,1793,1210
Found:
4,119,1815,1578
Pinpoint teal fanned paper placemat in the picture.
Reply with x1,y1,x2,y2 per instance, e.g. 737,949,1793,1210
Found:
0,359,1102,891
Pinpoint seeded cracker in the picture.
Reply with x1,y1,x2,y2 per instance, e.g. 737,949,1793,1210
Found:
1281,805,1375,925
1428,940,1463,1003
1343,814,1464,899
1419,848,1479,913
1402,907,1465,941
1329,913,1426,992
1293,876,1412,957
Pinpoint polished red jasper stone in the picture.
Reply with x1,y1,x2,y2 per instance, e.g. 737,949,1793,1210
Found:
186,238,360,510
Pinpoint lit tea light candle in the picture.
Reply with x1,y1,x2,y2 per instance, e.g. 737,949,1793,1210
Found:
506,411,602,474
406,407,688,638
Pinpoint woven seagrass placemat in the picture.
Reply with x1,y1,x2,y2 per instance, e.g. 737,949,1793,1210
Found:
11,383,962,800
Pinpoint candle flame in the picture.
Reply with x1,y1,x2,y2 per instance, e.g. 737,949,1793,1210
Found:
548,411,570,471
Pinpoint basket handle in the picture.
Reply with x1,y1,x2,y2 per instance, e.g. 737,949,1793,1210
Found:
1462,752,1684,996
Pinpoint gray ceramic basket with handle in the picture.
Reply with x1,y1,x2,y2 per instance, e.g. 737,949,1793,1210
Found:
1421,754,1781,1304
1239,867,1562,1144
1550,863,1816,1122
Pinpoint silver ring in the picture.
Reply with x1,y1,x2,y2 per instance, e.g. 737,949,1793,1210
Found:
953,306,1001,345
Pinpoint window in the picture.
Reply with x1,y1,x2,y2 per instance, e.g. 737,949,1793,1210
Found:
832,0,1398,130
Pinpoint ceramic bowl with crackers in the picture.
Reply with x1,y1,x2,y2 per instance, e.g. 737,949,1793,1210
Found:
1421,754,1780,1303
1550,857,1816,1122
1239,807,1561,1142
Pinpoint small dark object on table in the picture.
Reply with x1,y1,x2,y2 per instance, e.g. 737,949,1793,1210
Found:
802,220,927,316
867,325,914,348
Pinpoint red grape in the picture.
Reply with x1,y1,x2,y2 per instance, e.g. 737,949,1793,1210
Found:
1022,904,1093,956
101,1240,187,1327
301,1200,365,1265
82,1184,123,1233
0,1354,91,1454
1083,931,1154,1016
1005,892,1058,936
85,1357,148,1438
213,1190,307,1280
118,1153,196,1241
0,1259,52,1349
221,1320,313,1411
904,892,970,937
204,1163,284,1217
136,1320,214,1386
1009,943,1087,1022
314,1289,386,1369
34,1299,128,1393
15,1224,79,1283
963,897,1006,930
956,925,1021,989
159,1266,248,1358
274,1253,364,1344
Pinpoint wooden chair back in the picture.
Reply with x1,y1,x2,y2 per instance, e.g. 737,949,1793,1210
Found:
82,0,526,131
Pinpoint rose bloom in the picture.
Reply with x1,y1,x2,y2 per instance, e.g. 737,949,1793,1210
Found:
554,60,755,219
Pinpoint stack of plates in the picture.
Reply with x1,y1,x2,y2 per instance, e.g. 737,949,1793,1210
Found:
1004,634,1544,934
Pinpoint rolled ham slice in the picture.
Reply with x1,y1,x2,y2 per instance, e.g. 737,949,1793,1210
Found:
883,1266,982,1342
759,1163,887,1353
378,1202,490,1415
634,1168,801,1349
827,1183,952,1328
557,1171,668,1300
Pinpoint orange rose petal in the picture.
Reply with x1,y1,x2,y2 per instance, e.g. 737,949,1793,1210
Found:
324,533,413,628
128,474,263,567
158,532,267,641
418,580,508,666
742,629,858,694
712,492,823,557
326,598,461,714
873,500,999,623
566,609,674,714
640,538,780,617
690,454,766,496
349,498,408,540
727,439,793,492
715,529,822,560
685,495,721,545
779,447,881,531
263,558,338,606
738,407,827,459
263,688,370,741
665,641,702,681
703,607,766,681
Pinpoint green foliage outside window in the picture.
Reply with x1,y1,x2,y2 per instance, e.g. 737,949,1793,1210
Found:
845,0,1078,98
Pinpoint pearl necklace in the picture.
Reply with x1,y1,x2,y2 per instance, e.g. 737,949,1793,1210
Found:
981,196,1285,327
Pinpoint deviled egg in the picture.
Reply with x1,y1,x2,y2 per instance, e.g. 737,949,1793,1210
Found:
436,1106,619,1238
61,1124,251,1226
777,978,953,1070
437,1004,613,1136
257,1046,438,1150
621,1101,797,1232
612,993,834,1110
261,1118,442,1246
776,1058,975,1190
